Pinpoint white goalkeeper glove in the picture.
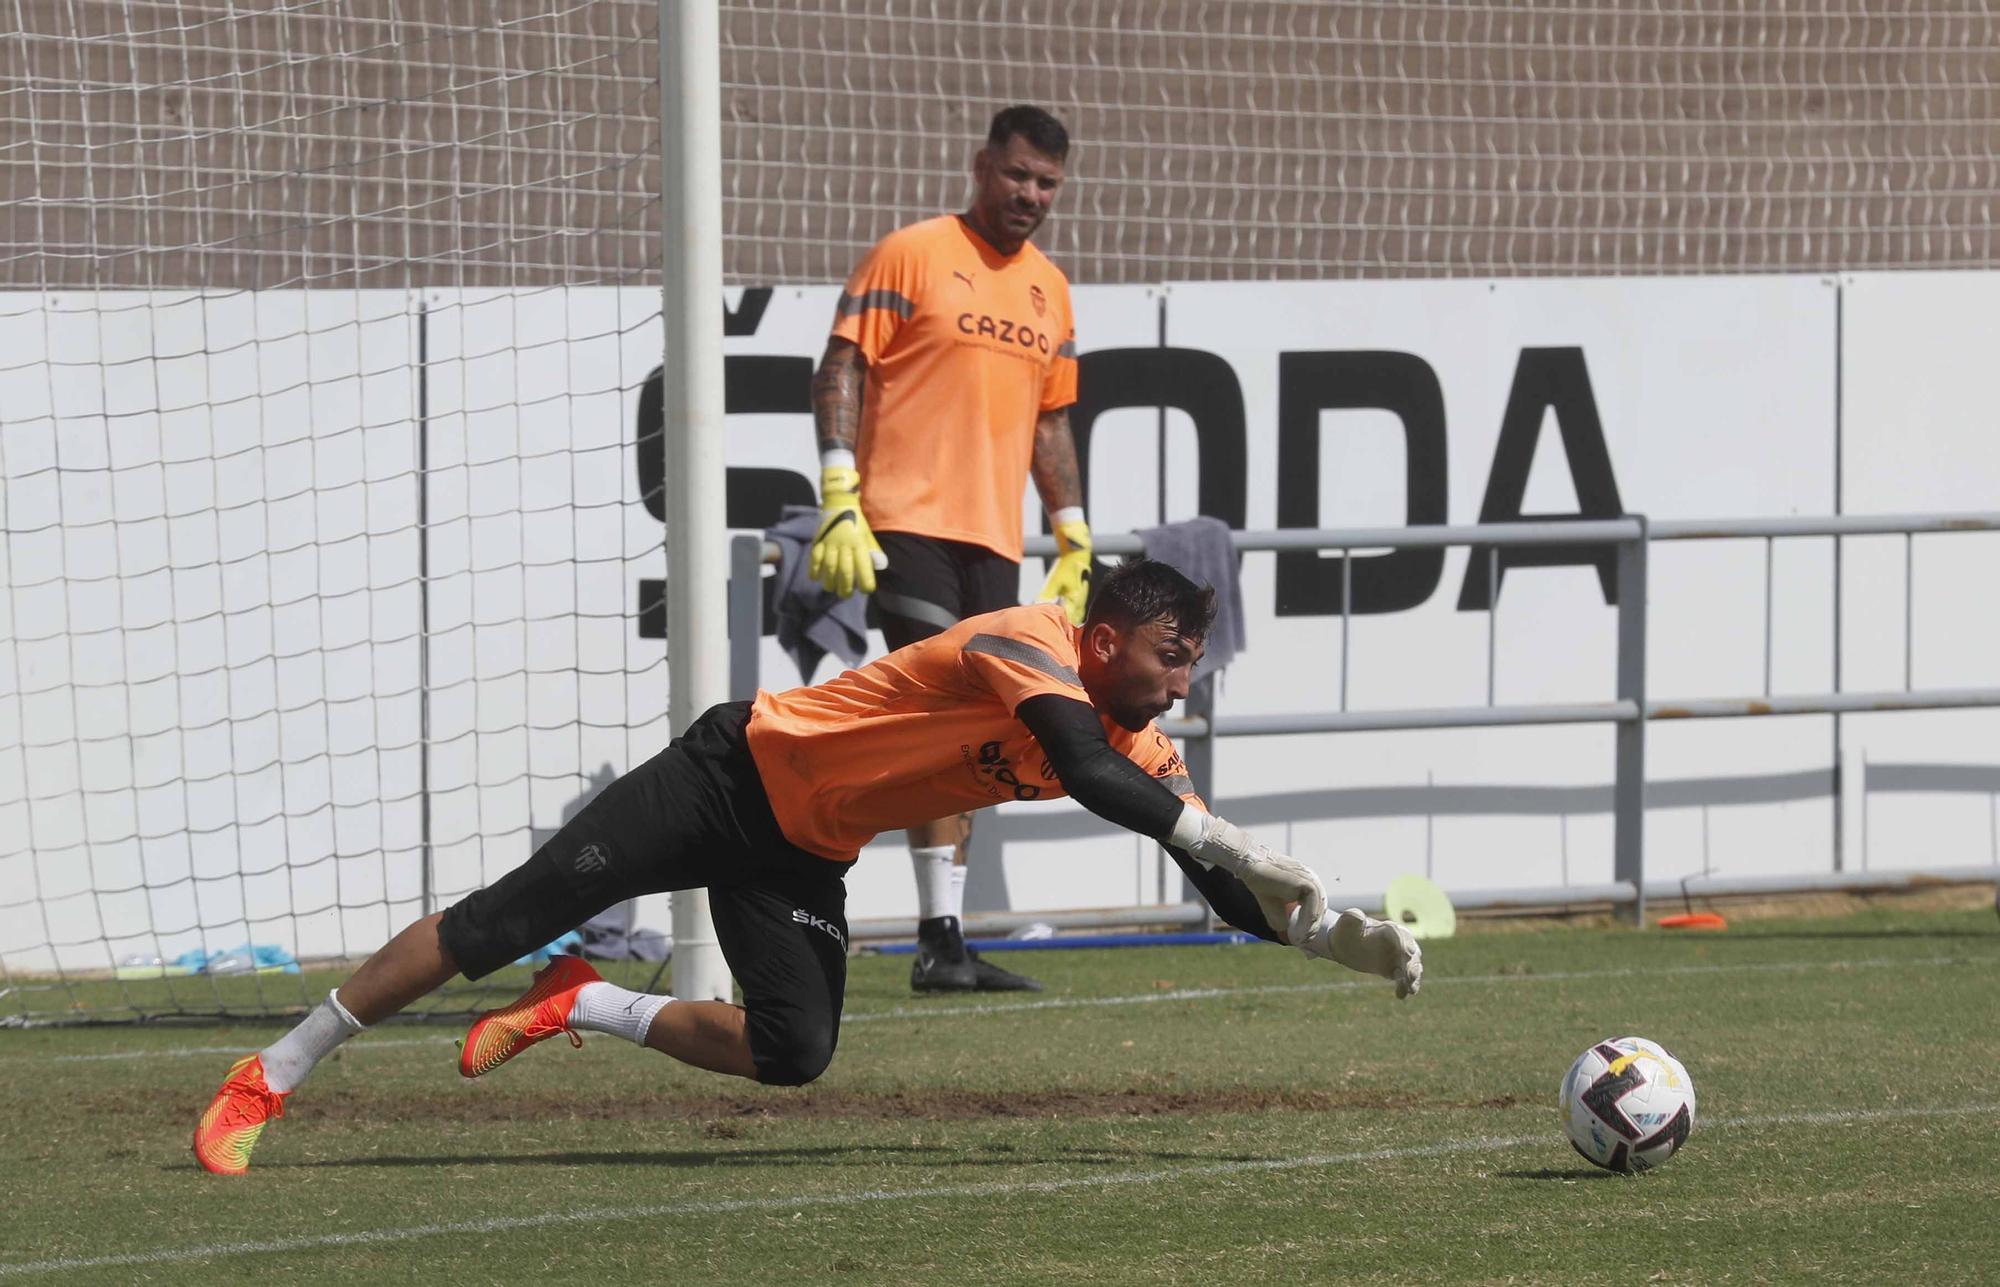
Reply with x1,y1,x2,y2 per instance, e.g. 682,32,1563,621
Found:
1171,805,1327,940
1288,905,1423,999
1038,511,1093,626
808,464,887,598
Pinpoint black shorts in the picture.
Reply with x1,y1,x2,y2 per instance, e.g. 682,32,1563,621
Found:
874,531,1020,650
436,702,848,1086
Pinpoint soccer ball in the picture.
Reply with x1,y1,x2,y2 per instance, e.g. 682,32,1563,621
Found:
1558,1036,1696,1174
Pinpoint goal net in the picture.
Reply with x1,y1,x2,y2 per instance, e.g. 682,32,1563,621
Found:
2,2,669,1022
6,0,1995,1023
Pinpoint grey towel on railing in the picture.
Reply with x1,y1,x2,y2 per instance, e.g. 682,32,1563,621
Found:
767,504,871,684
575,898,672,963
1138,515,1245,680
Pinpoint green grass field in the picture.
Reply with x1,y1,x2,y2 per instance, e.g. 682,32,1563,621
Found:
4,900,1998,1284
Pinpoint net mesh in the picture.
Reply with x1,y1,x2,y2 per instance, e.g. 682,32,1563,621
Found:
14,1,2000,292
4,0,1998,1021
720,0,2000,282
3,1,668,1022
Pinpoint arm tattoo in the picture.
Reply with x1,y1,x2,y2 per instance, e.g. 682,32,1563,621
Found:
812,338,868,454
1029,407,1084,513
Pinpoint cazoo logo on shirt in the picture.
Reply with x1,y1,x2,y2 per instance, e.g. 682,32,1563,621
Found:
963,740,1043,801
956,312,1052,354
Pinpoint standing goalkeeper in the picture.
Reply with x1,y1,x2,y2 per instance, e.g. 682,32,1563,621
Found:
808,105,1091,993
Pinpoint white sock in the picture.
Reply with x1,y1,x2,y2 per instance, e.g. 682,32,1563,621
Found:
567,980,675,1046
912,845,956,922
949,861,967,921
260,988,366,1093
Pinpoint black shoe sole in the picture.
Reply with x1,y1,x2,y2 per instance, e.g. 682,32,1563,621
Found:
970,959,1043,992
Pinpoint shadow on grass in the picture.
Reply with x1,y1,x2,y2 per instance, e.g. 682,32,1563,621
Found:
270,1143,961,1170
1494,1167,1620,1181
242,1139,1271,1172
247,1141,1267,1171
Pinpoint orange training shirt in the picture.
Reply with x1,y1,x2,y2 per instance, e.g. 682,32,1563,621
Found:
831,214,1078,561
746,604,1199,862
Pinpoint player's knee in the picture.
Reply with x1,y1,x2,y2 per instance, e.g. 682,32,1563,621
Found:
752,1016,837,1086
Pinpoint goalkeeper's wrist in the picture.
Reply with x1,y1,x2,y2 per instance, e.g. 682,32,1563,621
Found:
1170,803,1231,872
1169,802,1206,851
1050,508,1091,554
820,463,862,501
1287,904,1335,955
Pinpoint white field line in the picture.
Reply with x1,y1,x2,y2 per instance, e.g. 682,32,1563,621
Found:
845,950,2000,1023
1,1101,1995,1279
10,949,1994,1066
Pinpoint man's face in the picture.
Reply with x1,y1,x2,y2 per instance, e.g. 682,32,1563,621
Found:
971,133,1065,246
1082,617,1204,732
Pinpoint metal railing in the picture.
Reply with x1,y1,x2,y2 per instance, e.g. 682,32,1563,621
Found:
726,512,2000,928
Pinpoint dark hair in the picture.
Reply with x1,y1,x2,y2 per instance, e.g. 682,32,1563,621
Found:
987,105,1070,161
1084,557,1216,640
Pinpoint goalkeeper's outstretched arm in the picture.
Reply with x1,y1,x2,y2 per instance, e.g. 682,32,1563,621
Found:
1015,693,1423,998
1014,694,1323,939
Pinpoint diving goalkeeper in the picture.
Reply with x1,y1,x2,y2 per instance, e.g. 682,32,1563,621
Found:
194,559,1421,1175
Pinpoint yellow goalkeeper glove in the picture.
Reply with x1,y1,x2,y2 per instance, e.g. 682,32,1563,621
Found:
808,465,886,598
1039,515,1093,626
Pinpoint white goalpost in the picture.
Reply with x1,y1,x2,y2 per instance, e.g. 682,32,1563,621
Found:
657,0,732,1005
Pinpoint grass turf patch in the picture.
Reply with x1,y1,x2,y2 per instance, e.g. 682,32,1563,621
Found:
1,902,1995,1284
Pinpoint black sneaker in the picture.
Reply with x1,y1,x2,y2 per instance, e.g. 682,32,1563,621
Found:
910,917,977,992
966,945,1042,992
909,941,978,991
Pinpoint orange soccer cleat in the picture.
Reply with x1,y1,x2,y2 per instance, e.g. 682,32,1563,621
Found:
193,1053,288,1175
459,954,601,1079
